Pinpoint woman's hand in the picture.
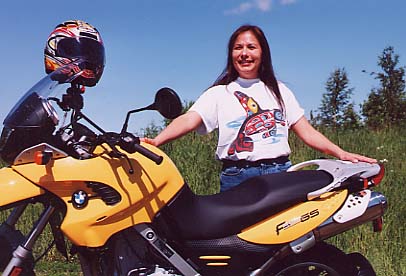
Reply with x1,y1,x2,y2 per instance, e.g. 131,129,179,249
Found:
140,137,158,146
337,150,377,163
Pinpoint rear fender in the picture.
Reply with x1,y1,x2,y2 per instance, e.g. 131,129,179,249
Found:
0,167,44,207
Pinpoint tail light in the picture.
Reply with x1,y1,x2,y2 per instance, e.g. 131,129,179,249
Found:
371,163,385,186
363,163,385,188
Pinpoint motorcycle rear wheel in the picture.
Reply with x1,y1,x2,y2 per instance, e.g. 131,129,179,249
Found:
270,242,359,276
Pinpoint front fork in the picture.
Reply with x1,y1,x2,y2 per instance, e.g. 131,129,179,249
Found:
5,204,28,227
2,204,55,276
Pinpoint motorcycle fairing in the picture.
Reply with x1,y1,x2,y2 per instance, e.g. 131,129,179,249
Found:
11,143,184,247
237,190,348,244
0,167,45,207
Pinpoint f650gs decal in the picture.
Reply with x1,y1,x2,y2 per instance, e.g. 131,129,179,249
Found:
276,209,320,235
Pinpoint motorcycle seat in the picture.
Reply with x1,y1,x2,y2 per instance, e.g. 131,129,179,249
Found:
163,170,333,240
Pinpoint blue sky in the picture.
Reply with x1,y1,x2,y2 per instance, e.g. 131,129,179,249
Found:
1,0,405,133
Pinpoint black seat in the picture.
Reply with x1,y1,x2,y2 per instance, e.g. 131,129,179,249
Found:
164,170,333,240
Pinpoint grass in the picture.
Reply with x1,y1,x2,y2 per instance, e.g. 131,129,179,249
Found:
163,126,406,276
35,260,82,276
1,126,404,275
323,128,406,276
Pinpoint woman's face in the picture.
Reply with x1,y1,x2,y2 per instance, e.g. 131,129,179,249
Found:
232,31,262,79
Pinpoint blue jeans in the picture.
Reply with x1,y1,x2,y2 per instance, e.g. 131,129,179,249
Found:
220,161,292,192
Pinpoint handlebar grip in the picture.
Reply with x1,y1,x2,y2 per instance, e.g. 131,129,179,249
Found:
132,143,163,165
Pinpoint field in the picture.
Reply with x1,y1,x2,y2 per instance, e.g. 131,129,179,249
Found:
0,126,405,275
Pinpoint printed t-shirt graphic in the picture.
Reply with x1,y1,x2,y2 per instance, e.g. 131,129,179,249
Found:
227,91,286,156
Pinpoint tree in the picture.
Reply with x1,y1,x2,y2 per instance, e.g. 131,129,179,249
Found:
342,103,362,130
139,121,162,137
309,110,317,126
362,46,406,128
317,68,356,129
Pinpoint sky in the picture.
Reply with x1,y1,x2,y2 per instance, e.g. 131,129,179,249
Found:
1,0,405,134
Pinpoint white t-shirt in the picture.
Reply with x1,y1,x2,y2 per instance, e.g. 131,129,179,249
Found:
189,77,304,161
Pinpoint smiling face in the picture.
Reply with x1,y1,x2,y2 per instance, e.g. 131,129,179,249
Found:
232,31,262,79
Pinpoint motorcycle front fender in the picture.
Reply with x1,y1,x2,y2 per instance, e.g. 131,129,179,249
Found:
0,167,44,207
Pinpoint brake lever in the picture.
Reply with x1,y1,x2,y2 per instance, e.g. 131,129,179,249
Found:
106,148,135,175
98,133,135,174
120,153,135,174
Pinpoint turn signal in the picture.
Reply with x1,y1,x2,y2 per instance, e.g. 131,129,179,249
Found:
363,163,385,188
34,150,53,165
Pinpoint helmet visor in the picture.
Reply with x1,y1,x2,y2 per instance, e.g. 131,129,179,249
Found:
56,37,105,66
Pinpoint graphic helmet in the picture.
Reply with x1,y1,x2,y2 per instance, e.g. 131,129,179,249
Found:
44,20,105,87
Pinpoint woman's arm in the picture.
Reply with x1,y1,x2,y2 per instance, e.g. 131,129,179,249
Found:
291,116,377,163
142,111,203,147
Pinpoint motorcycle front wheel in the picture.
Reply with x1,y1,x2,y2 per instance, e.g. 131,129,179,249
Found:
270,242,359,276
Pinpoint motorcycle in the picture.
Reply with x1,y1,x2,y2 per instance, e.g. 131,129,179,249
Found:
0,61,387,276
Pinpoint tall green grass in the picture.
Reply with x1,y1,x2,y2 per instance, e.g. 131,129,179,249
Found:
313,127,406,276
1,127,404,275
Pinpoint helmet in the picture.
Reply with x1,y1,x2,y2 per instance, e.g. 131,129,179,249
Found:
44,20,105,87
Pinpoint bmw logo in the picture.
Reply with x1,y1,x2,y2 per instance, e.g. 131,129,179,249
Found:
71,190,89,209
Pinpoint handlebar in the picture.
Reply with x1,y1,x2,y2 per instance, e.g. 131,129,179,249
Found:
131,143,163,165
100,132,163,165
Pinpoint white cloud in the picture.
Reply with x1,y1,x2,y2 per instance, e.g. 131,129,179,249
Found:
224,2,254,15
256,0,272,11
224,0,271,15
225,0,297,15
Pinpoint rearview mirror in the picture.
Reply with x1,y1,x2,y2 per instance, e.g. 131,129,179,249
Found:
153,87,182,119
120,87,183,134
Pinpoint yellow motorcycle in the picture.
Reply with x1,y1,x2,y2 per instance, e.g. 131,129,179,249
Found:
0,62,387,276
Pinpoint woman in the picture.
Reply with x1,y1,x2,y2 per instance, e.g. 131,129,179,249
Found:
143,25,376,192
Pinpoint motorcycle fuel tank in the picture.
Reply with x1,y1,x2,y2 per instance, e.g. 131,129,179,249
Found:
12,143,184,247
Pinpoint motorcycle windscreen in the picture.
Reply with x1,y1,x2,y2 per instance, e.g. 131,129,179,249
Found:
0,60,89,164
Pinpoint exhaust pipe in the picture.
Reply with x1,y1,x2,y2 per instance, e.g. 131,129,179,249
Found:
313,191,387,241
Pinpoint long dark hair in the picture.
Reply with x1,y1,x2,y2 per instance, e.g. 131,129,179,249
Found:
213,25,284,110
